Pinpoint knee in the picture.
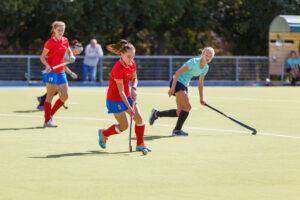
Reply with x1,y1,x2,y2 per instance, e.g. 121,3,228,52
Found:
60,93,69,101
176,108,181,116
134,114,143,124
119,121,129,131
185,104,192,112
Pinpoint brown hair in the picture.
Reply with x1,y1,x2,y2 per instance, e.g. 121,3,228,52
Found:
51,21,65,35
107,39,135,55
71,40,83,47
290,50,297,56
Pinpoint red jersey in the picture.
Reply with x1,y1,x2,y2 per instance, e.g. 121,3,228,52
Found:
106,59,136,102
44,36,69,73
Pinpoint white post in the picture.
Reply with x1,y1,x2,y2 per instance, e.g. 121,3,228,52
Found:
281,31,285,85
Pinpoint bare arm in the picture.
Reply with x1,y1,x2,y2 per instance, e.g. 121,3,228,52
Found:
131,72,138,100
40,48,51,73
115,79,133,114
66,47,74,57
198,75,205,105
169,65,189,97
64,66,78,79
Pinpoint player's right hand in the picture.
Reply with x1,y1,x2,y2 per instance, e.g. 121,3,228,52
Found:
128,106,135,116
45,65,52,73
168,88,174,97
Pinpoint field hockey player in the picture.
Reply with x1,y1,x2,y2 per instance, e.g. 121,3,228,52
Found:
40,21,75,127
37,40,83,110
98,40,151,153
149,47,215,136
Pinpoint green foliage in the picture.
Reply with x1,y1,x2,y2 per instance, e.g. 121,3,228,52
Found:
0,0,299,55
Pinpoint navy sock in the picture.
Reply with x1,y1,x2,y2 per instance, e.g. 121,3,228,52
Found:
157,109,177,117
39,92,58,106
39,93,47,106
174,110,189,130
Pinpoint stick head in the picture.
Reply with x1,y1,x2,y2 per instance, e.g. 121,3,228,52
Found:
252,129,257,135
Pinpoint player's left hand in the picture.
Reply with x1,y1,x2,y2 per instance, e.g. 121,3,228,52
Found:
69,55,76,63
70,72,78,79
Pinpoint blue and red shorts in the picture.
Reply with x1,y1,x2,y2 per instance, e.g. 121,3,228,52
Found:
106,96,137,114
43,71,68,85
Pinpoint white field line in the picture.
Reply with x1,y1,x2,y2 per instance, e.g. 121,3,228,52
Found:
1,113,300,139
138,92,300,103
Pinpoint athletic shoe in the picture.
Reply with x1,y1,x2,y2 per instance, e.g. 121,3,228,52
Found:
98,129,108,149
172,130,189,136
136,143,151,152
37,105,44,111
149,109,158,125
37,96,42,103
43,119,57,128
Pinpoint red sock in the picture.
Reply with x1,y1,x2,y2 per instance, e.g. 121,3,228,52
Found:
135,124,145,146
51,99,64,116
103,124,119,137
44,101,52,123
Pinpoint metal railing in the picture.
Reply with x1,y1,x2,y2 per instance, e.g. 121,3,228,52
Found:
0,55,268,86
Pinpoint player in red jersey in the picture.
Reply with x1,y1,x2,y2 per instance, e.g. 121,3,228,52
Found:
40,21,75,127
36,40,83,111
98,40,151,152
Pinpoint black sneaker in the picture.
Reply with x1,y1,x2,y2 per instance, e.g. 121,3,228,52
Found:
172,130,189,136
149,109,158,125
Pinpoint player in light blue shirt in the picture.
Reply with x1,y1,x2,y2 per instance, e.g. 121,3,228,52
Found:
177,57,209,87
286,50,300,85
149,47,215,136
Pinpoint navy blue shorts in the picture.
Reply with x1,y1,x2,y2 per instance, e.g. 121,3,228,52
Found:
106,96,137,114
43,71,68,85
169,79,188,96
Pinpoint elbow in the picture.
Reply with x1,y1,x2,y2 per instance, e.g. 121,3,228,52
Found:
174,71,180,78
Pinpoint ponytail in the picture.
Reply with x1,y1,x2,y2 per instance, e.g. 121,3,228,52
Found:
107,39,135,55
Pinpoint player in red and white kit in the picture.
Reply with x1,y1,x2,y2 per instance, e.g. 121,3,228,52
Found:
40,21,75,127
98,40,151,152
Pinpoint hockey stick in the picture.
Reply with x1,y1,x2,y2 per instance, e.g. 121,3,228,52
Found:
205,104,257,135
41,61,71,74
129,100,135,152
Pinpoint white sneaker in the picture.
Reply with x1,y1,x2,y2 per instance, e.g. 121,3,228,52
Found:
44,119,58,128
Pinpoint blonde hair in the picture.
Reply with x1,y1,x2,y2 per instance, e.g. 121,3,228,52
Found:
107,39,135,55
51,21,65,35
200,47,215,58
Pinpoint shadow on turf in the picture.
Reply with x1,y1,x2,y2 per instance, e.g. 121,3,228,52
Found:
29,150,135,158
0,126,44,131
14,110,41,113
134,135,173,141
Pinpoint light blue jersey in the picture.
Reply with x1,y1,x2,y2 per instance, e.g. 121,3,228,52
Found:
286,58,298,69
64,52,70,60
177,57,209,87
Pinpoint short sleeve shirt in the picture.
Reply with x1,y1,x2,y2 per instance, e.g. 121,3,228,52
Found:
286,58,298,70
44,36,69,73
106,59,136,102
177,57,209,87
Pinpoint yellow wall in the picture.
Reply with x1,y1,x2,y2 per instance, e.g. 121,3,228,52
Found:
269,32,300,75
